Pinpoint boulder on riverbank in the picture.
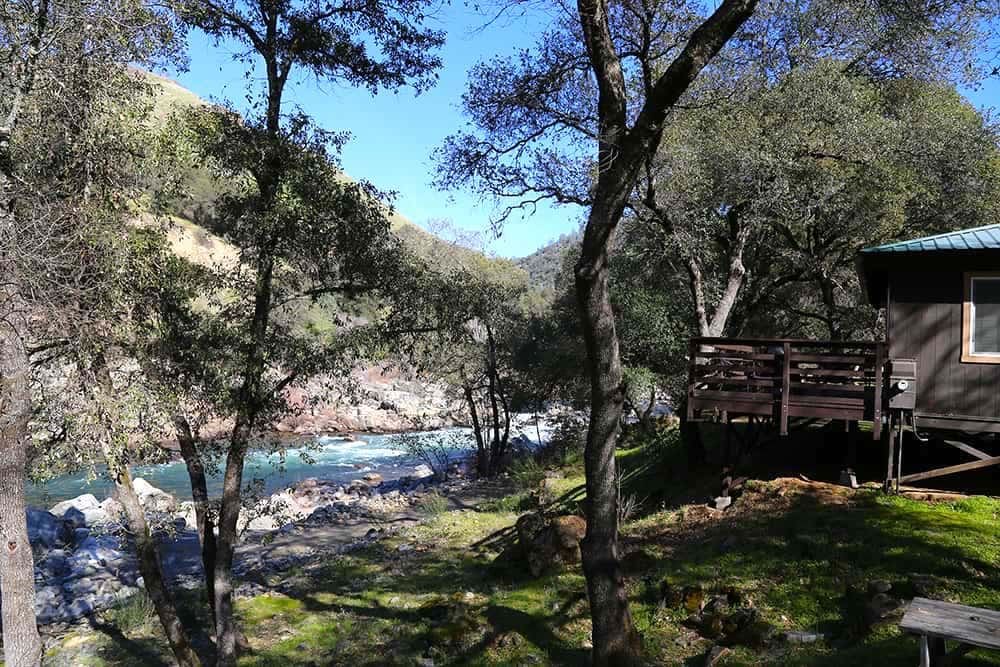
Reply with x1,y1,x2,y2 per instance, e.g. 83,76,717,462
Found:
49,494,111,528
133,478,177,513
501,512,587,577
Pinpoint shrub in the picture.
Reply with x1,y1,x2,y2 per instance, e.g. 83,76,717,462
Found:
417,490,449,516
107,590,156,633
539,412,587,466
509,457,545,491
617,469,645,525
392,430,473,481
480,492,535,513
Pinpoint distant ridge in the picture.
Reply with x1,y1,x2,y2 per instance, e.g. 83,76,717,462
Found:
515,231,581,291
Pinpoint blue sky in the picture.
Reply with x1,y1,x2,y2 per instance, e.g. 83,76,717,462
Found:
165,5,1000,259
166,4,576,259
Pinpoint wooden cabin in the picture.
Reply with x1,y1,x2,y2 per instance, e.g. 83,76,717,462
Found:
687,223,1000,487
858,223,1000,434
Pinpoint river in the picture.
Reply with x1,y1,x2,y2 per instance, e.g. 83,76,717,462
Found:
27,429,478,507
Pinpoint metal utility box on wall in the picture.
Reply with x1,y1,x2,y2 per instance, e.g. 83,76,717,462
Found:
888,358,917,410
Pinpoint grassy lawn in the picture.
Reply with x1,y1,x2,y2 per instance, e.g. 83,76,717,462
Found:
45,429,1000,666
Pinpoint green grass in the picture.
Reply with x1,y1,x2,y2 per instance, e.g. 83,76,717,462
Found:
44,429,1000,666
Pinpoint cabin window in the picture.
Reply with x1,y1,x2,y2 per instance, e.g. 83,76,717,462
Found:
962,273,1000,362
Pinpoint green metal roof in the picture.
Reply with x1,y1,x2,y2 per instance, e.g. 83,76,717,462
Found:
861,223,1000,253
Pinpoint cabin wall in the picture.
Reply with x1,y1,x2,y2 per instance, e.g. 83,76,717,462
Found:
889,269,1000,425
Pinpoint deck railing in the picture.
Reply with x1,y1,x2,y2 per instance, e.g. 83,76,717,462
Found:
686,337,887,438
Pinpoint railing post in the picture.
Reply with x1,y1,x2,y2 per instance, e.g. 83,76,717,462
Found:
873,342,884,440
780,342,790,435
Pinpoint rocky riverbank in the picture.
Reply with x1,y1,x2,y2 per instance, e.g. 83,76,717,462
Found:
23,465,472,645
276,368,465,435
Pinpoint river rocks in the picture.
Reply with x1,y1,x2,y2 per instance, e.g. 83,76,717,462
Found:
346,479,372,496
36,549,71,582
29,530,138,626
99,498,124,523
50,494,110,528
243,514,280,532
27,509,70,551
133,478,177,513
412,464,435,480
174,501,197,529
69,535,128,571
289,478,343,510
25,453,464,629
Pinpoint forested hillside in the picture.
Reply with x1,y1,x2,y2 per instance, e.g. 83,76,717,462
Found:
515,231,581,293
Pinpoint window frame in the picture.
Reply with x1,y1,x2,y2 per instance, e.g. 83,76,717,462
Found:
962,271,1000,363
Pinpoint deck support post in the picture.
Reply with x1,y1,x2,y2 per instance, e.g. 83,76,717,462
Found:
723,414,732,466
845,420,858,469
779,342,790,436
873,343,884,440
885,413,896,493
686,339,697,423
895,419,904,493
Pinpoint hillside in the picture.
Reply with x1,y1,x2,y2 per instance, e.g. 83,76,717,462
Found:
142,70,515,281
137,72,532,433
515,230,581,292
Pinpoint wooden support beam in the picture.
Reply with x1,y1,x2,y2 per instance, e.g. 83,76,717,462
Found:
899,455,1000,484
780,342,790,436
939,439,993,461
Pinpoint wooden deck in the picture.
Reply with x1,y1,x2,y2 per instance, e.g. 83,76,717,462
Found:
686,337,886,439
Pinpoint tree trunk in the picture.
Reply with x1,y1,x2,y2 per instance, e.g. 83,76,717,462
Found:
575,206,642,666
209,43,290,662
819,274,841,341
464,384,488,478
173,415,216,628
91,358,200,666
571,3,758,656
486,325,503,476
212,223,278,663
0,5,50,663
110,463,202,667
0,323,43,667
213,420,252,666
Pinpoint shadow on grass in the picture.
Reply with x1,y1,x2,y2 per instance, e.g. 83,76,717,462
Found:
627,486,1000,664
479,605,589,664
235,537,593,666
84,616,173,667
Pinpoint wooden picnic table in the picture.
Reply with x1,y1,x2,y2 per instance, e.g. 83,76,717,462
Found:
900,597,1000,666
